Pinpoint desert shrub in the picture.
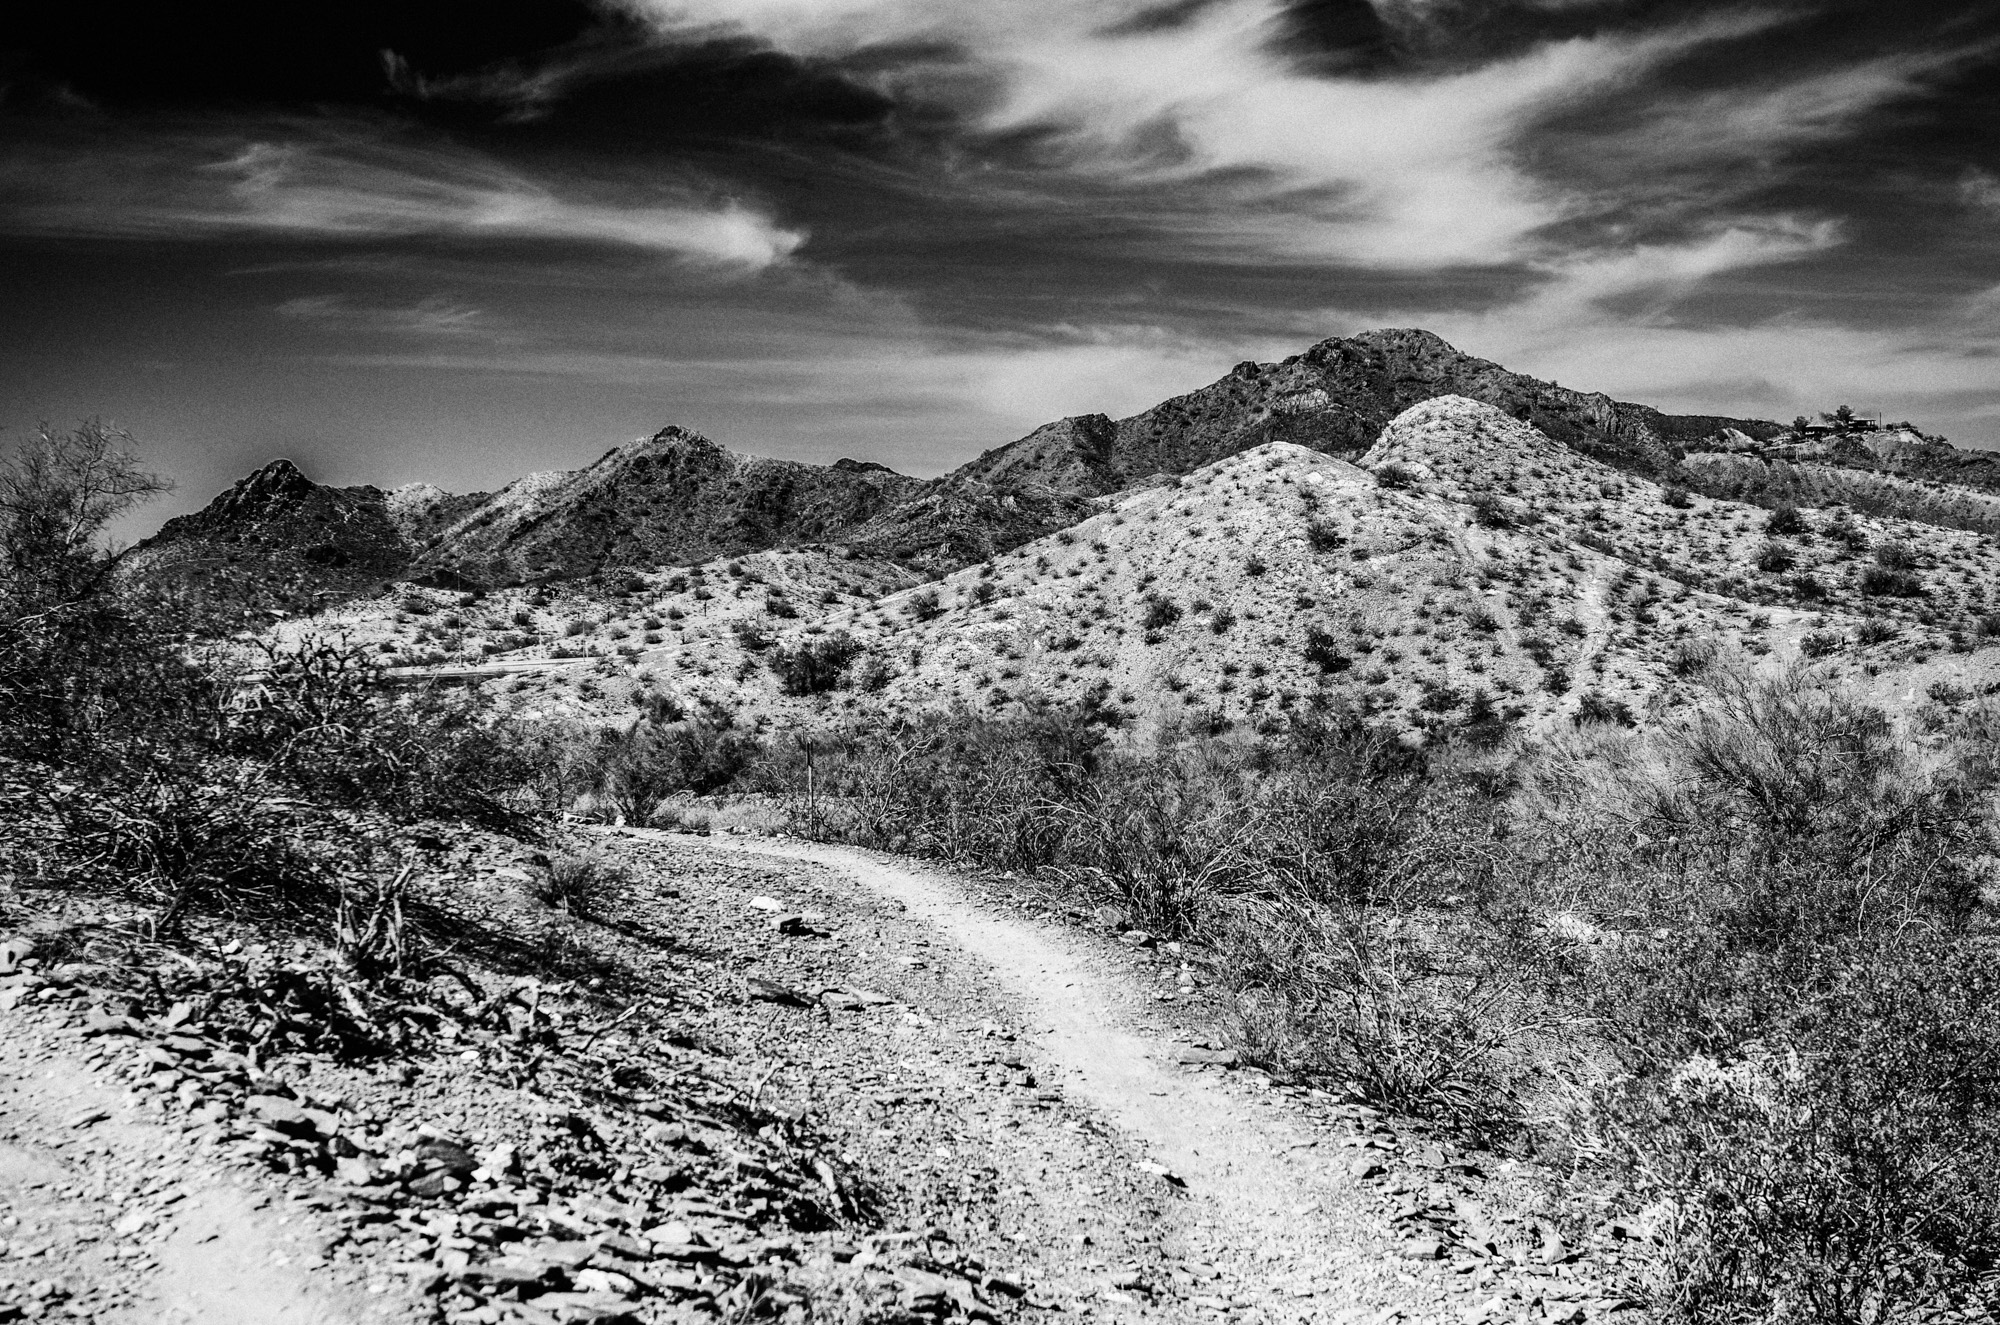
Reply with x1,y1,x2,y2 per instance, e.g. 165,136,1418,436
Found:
1375,461,1416,489
853,652,894,694
1419,681,1463,712
770,632,862,696
1855,618,1899,645
1670,639,1718,676
764,595,798,619
1875,539,1919,571
1928,679,1971,706
1573,691,1635,726
1766,504,1805,536
1799,630,1843,658
732,619,772,652
1210,608,1236,635
1859,565,1922,596
1612,946,2000,1325
531,850,629,920
1303,626,1351,674
972,581,999,606
1981,614,2000,639
1305,517,1345,550
1471,494,1516,528
1532,670,2000,1322
232,639,531,822
1245,553,1269,577
572,713,765,820
1662,484,1694,510
908,589,943,621
1755,542,1794,573
639,692,686,724
1141,596,1182,631
1788,572,1826,601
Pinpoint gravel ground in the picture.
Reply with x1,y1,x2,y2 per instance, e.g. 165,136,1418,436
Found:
0,825,1647,1325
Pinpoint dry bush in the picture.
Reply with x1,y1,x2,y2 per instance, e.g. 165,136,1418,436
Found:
574,711,765,822
1606,945,2000,1325
1519,665,2000,1322
760,703,1558,1126
531,850,630,921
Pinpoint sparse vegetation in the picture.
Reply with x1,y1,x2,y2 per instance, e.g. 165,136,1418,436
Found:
29,366,2000,1325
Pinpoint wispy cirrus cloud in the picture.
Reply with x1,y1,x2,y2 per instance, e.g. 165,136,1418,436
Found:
0,130,805,268
622,0,1938,272
275,293,492,338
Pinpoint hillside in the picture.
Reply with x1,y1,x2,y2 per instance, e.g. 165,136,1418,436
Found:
287,397,2000,749
1681,446,2000,538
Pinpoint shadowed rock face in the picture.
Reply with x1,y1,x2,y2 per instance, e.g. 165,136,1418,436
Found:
127,459,459,621
137,329,1796,612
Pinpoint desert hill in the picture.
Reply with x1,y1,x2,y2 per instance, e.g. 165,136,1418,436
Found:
276,397,2000,749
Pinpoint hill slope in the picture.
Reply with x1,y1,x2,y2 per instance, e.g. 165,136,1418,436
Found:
346,396,2000,748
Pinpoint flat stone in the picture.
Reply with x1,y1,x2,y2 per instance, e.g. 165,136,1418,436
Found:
594,1233,652,1262
83,1010,141,1037
417,1139,479,1175
453,1257,560,1289
520,1240,597,1269
1171,1046,1240,1067
246,1095,312,1132
746,978,812,1008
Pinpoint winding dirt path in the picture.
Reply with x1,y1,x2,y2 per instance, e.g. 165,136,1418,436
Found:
684,834,1431,1319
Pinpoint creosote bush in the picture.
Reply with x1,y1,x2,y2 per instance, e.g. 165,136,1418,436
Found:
1526,667,2000,1324
1,424,537,944
770,632,862,696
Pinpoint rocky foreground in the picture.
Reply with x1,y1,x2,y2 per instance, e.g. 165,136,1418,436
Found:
0,827,1651,1325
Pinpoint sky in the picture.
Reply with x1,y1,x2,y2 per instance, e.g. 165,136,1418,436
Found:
2,0,1997,533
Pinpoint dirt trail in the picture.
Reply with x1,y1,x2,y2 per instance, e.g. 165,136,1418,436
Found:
0,1008,423,1325
683,834,1424,1317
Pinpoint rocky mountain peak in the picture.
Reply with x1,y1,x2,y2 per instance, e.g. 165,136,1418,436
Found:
213,457,321,514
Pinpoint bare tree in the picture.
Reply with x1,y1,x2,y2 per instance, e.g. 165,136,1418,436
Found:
0,419,171,615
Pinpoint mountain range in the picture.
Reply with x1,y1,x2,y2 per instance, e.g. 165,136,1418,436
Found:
137,327,2000,744
133,328,1801,610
